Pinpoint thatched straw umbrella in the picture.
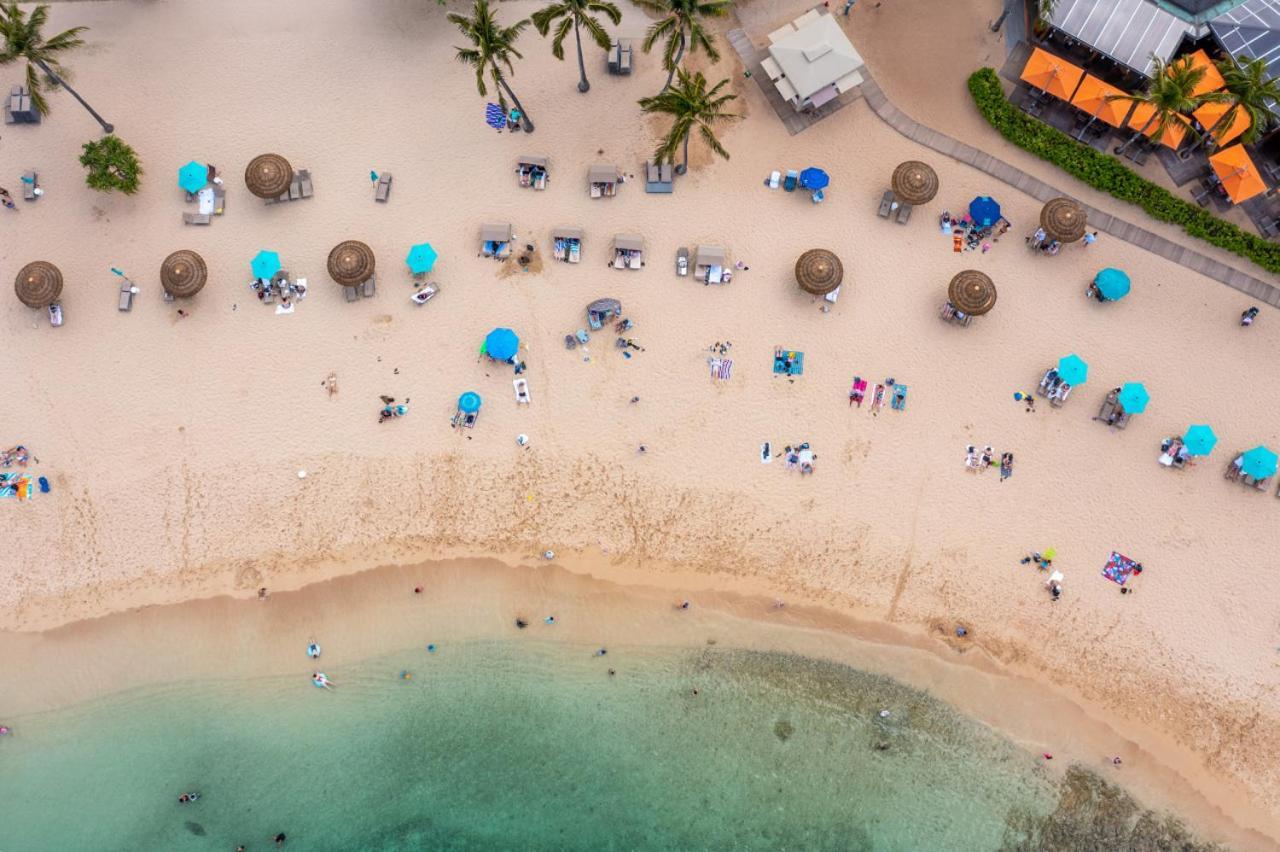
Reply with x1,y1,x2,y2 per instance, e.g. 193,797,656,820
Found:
795,249,843,295
948,270,997,316
890,161,939,206
160,250,208,298
244,153,294,199
14,261,63,308
1040,197,1087,243
327,240,376,287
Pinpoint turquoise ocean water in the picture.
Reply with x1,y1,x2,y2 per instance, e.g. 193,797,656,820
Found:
0,640,1212,851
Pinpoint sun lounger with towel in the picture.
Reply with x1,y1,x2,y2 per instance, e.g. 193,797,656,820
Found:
784,170,798,192
877,190,893,217
890,384,908,411
514,378,530,404
411,283,439,305
183,212,211,226
849,377,867,406
22,170,38,201
213,186,225,215
361,276,376,298
118,277,135,312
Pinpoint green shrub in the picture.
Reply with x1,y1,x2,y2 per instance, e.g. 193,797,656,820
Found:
967,67,1280,275
78,134,142,195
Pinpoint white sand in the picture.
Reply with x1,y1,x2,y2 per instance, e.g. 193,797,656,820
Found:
3,0,1280,842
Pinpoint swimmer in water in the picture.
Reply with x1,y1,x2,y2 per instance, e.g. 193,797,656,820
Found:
515,618,528,629
545,615,556,625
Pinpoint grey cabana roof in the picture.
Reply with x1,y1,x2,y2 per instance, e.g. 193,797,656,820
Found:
1049,0,1194,75
588,165,619,184
1212,1,1280,79
614,234,644,252
694,245,726,268
553,226,583,240
481,223,513,243
518,155,549,167
767,14,864,100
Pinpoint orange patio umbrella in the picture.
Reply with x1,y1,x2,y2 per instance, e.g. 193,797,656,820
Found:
1069,75,1131,127
1125,101,1190,149
1192,100,1250,146
1020,46,1085,101
1179,49,1226,97
1209,144,1266,204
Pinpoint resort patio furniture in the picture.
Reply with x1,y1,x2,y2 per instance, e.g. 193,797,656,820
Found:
481,223,514,258
895,203,912,224
767,23,795,45
213,186,226,215
552,227,583,263
362,276,377,298
375,172,393,202
613,234,644,269
761,56,784,82
117,276,135,312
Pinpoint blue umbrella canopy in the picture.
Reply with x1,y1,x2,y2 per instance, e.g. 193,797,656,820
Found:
406,243,438,274
968,196,1001,227
250,250,282,280
1183,424,1217,456
1241,445,1279,479
1057,353,1088,386
799,167,829,190
178,160,209,193
1117,382,1149,414
1094,268,1131,301
458,391,482,414
483,327,519,361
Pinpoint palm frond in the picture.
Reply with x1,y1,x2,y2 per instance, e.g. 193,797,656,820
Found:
580,14,613,51
549,16,571,60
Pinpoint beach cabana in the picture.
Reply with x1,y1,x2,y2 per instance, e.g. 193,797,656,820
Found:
890,161,938,206
406,242,438,275
1019,46,1084,101
589,165,619,197
517,155,549,190
1209,145,1266,204
328,240,376,289
483,327,519,362
968,196,1001,227
587,297,622,329
481,223,514,259
1192,100,1251,147
178,161,209,194
1183,49,1225,98
1058,353,1089,386
1091,268,1131,302
251,250,282,281
794,248,842,295
1125,103,1190,149
1040,197,1087,244
946,270,996,319
14,260,62,308
1183,424,1217,456
244,153,293,199
1117,382,1149,414
552,227,583,264
766,13,864,111
612,234,644,269
694,245,728,284
1068,75,1131,130
160,250,208,299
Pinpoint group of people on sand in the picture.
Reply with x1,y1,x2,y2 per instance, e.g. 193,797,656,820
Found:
377,395,409,423
965,445,1014,480
940,211,1010,253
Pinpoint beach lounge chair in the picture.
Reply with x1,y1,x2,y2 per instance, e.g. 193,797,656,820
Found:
940,302,972,326
644,160,674,194
1225,455,1244,480
784,170,799,192
344,284,359,302
411,283,439,305
117,278,134,312
1049,382,1072,407
1037,369,1060,397
896,203,912,225
213,186,225,215
767,170,781,189
48,302,62,327
877,190,894,217
22,171,37,201
1094,391,1118,424
608,41,633,75
298,170,313,198
183,212,212,225
375,172,392,202
362,276,376,298
890,384,908,411
514,378,530,404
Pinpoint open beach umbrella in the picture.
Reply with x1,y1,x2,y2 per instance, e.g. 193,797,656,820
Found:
483,327,519,362
244,153,293,199
1209,145,1266,205
1057,353,1088,386
1192,100,1251,147
1183,424,1217,456
1117,382,1149,414
178,160,209,194
890,161,938,206
1040,197,1087,243
1125,102,1191,149
794,249,843,295
1068,75,1131,128
327,240,375,287
968,196,1001,227
947,270,997,316
458,391,482,414
799,167,829,190
1094,268,1131,301
160,250,208,298
1182,49,1226,97
406,243,438,274
1019,46,1084,101
251,250,282,280
1241,446,1279,479
14,260,62,308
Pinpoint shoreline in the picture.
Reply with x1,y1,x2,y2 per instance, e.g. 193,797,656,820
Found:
2,549,1275,850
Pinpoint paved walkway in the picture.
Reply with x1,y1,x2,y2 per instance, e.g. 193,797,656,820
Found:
857,72,1280,307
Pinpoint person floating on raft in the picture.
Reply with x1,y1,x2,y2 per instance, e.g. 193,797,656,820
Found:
312,672,334,689
306,642,321,659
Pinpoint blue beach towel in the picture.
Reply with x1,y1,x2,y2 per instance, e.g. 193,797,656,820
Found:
891,384,908,410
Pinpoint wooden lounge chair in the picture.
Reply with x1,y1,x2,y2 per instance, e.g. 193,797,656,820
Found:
117,278,134,312
183,212,212,226
877,190,894,218
375,173,392,202
896,203,912,225
361,276,376,298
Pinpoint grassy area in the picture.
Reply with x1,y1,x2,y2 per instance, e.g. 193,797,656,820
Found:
968,67,1280,276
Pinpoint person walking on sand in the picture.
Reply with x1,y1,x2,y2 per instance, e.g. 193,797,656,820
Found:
0,188,15,211
1082,231,1098,248
1241,306,1260,326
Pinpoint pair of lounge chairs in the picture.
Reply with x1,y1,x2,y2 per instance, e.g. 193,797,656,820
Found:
607,41,633,75
1036,369,1072,406
1225,455,1271,490
644,160,673,193
374,172,393,202
876,190,911,224
343,275,377,302
939,302,972,326
263,169,314,205
965,445,994,471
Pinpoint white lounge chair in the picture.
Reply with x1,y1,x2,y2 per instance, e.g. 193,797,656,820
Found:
514,378,530,404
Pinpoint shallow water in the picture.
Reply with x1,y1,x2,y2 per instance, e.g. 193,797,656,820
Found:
0,640,1211,851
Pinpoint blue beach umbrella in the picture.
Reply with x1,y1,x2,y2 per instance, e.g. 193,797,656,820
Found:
178,160,208,193
406,243,438,274
1057,353,1088,386
799,167,829,190
968,196,1001,227
483,327,519,362
1241,445,1279,479
458,392,482,414
251,250,282,280
1094,268,1131,301
1183,424,1217,456
1116,382,1149,414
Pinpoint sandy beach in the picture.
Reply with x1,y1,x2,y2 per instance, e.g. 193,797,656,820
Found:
4,0,1280,845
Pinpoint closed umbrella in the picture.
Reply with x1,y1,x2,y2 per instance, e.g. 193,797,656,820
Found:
1183,425,1217,456
251,250,282,280
160,250,208,298
244,153,293,199
968,196,1001,227
14,261,62,308
406,243,438,274
327,240,375,287
1094,268,1131,301
1040,197,1087,243
947,270,997,316
890,161,938,206
1116,382,1149,414
178,161,209,193
458,392,482,414
794,249,842,295
483,328,519,361
799,167,829,190
1057,354,1088,386
1241,446,1278,479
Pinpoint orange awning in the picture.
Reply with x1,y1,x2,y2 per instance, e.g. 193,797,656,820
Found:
1126,101,1190,149
1069,75,1131,128
1179,49,1225,97
1020,46,1085,102
1209,144,1266,204
1192,100,1250,146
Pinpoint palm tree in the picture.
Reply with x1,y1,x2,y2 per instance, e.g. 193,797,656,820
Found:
635,0,731,94
532,0,621,94
1110,55,1219,157
1183,54,1280,156
638,68,737,175
0,2,112,133
449,0,534,133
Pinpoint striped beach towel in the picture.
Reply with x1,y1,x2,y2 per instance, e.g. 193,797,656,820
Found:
0,472,32,499
718,359,733,380
709,357,721,378
485,103,506,129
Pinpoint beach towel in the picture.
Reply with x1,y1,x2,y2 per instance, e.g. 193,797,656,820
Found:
1000,458,1013,480
849,377,867,407
761,442,772,464
891,384,908,411
485,103,506,130
1102,551,1141,585
709,357,721,378
0,472,31,499
773,350,803,375
719,359,733,380
953,234,963,253
871,384,886,412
